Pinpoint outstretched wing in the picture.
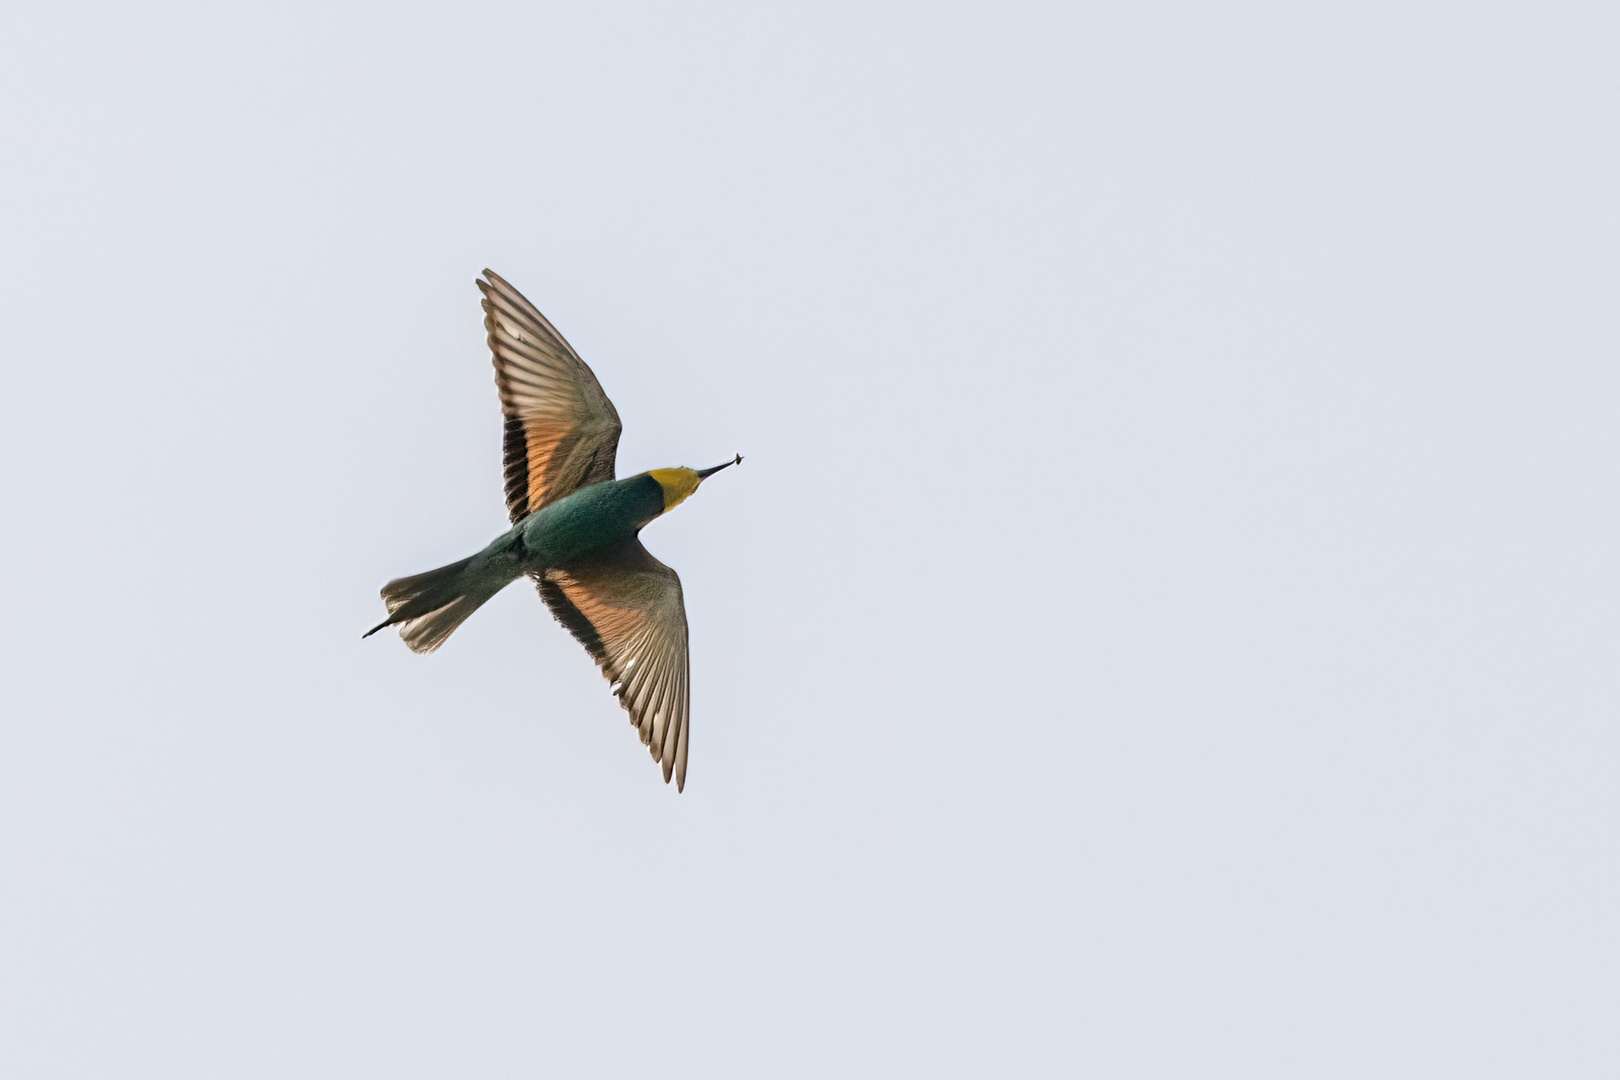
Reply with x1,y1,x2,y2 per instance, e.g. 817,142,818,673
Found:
479,270,622,523
536,538,692,790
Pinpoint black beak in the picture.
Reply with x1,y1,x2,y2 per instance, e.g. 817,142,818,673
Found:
696,454,743,479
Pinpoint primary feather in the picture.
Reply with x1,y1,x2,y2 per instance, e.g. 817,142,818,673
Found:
480,270,622,521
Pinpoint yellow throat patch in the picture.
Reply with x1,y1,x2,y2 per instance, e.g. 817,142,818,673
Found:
649,467,703,510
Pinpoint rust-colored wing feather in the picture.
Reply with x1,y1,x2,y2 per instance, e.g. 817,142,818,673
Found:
478,270,622,523
536,539,692,790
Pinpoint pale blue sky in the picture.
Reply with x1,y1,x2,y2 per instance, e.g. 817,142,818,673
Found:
1,2,1617,1076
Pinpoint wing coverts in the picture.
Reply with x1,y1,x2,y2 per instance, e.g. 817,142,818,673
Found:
479,270,622,522
537,538,692,790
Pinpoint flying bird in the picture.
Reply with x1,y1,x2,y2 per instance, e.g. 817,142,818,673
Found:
365,270,740,791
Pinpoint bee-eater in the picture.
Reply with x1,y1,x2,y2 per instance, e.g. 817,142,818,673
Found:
365,270,740,791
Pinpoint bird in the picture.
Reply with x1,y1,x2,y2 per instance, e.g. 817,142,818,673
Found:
364,270,740,791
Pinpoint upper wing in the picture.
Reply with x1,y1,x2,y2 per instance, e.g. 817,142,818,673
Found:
479,270,622,523
536,538,692,790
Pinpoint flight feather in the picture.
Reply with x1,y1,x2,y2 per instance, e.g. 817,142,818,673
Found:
479,270,622,522
537,538,692,790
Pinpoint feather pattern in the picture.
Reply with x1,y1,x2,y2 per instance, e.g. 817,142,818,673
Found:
478,270,622,523
537,538,692,790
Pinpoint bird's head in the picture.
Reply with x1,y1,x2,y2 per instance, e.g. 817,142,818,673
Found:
649,454,743,512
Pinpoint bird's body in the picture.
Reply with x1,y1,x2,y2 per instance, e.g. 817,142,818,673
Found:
365,270,739,790
523,472,666,564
